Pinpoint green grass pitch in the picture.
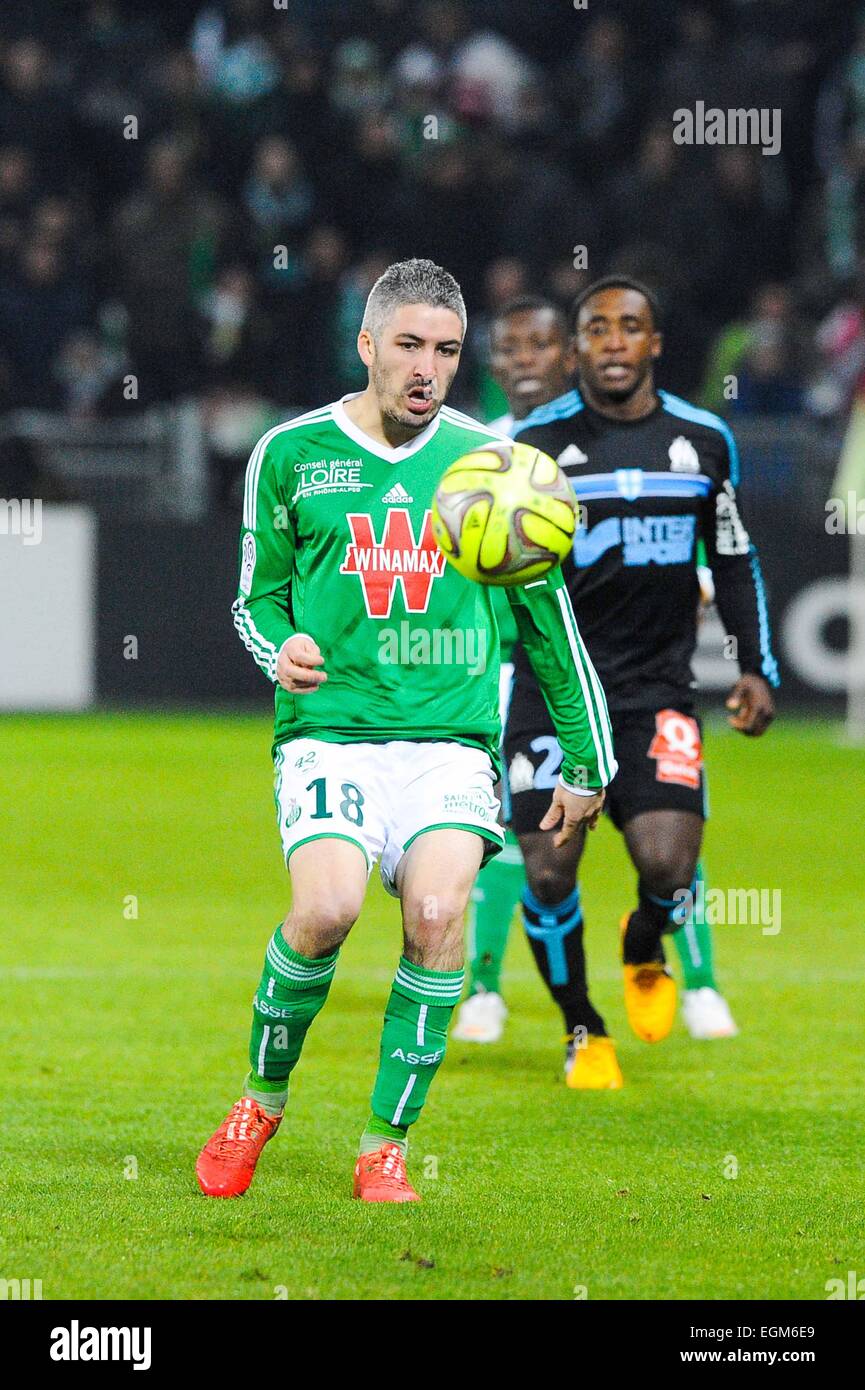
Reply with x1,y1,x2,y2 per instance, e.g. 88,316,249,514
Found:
2,712,863,1301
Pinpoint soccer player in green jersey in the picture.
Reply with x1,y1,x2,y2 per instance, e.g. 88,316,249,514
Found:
196,259,616,1202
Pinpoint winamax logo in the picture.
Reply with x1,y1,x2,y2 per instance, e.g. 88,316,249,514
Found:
340,508,446,618
50,1321,152,1370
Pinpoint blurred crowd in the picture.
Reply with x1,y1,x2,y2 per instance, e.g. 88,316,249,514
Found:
1,0,864,496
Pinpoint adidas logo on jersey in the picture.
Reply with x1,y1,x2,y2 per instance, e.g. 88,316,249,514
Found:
382,482,414,505
668,436,700,472
508,751,536,793
557,443,589,469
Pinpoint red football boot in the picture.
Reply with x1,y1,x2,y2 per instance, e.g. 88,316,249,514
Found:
196,1097,281,1197
353,1143,420,1203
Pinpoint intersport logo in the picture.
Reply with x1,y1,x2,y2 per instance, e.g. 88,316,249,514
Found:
340,508,446,618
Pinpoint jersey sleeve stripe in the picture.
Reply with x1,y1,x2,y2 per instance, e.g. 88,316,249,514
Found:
232,598,278,681
233,602,277,680
243,406,334,530
748,547,781,686
511,390,584,436
560,581,615,731
554,585,616,785
439,406,512,440
562,587,617,781
243,435,265,530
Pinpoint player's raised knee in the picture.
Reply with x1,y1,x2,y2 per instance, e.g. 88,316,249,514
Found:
643,849,697,903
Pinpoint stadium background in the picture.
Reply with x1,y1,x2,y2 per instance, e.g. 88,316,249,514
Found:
3,0,865,718
3,0,865,1303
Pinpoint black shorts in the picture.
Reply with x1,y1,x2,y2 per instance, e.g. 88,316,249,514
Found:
503,696,708,834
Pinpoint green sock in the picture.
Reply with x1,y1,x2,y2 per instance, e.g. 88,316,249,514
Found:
359,1114,408,1156
245,926,339,1115
671,861,718,991
366,956,464,1149
467,830,523,995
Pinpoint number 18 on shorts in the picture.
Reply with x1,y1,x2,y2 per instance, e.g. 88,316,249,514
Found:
273,739,505,896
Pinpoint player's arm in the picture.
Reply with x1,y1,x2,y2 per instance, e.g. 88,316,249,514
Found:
702,430,778,735
232,438,326,694
505,568,618,844
490,583,519,662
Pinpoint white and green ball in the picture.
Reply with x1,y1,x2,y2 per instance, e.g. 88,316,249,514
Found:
431,440,578,586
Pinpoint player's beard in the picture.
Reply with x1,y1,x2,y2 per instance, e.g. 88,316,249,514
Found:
372,357,442,432
590,355,652,405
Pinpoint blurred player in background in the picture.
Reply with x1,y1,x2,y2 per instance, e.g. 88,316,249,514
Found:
454,294,755,1054
505,278,777,1087
196,259,615,1203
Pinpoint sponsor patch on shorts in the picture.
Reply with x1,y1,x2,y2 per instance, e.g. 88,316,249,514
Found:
647,709,703,789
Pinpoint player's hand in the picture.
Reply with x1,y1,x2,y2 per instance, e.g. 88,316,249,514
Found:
276,634,327,694
725,673,774,736
540,784,605,846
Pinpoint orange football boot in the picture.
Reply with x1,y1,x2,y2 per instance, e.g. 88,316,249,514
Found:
620,913,677,1043
565,1033,624,1089
196,1096,281,1197
353,1143,420,1203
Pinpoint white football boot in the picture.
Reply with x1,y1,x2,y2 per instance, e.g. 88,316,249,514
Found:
451,990,508,1043
682,987,739,1039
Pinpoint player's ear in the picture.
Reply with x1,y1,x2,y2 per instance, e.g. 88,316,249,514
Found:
563,334,579,375
357,328,374,369
650,331,663,361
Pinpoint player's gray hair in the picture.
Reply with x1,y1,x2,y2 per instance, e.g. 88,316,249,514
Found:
361,258,467,341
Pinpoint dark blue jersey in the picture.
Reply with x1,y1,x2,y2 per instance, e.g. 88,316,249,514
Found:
512,388,778,712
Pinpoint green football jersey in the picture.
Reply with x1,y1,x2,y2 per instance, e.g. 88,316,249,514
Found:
233,395,616,790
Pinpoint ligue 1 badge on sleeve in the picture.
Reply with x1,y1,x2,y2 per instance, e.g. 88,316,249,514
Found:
240,532,256,595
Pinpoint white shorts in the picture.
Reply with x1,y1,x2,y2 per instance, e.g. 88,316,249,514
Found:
273,738,504,897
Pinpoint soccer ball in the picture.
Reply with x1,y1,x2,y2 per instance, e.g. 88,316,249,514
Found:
431,440,578,586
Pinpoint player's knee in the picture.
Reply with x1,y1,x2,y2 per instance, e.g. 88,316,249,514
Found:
403,887,468,933
641,848,697,902
524,861,576,907
285,888,362,942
